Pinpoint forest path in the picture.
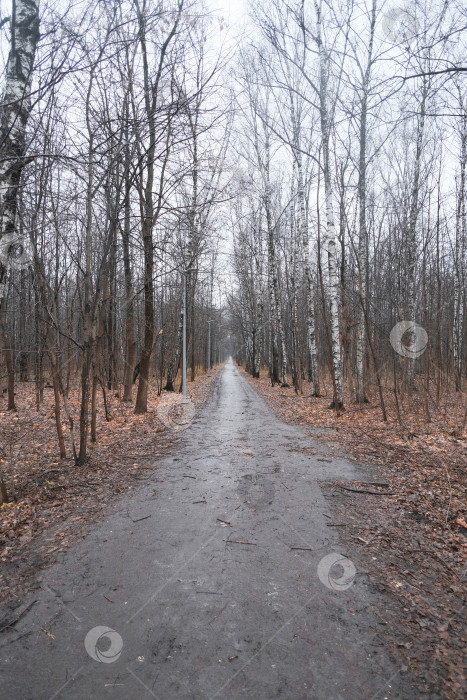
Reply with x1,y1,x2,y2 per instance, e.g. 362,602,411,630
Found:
1,361,413,699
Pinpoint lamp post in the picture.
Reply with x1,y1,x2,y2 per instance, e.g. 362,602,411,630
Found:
207,319,213,376
182,268,196,404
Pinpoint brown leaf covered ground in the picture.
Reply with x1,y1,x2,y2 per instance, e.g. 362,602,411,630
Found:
240,367,466,699
0,368,220,607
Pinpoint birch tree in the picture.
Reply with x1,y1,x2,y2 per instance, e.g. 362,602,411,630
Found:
351,0,377,404
0,0,40,413
312,0,344,408
0,0,39,296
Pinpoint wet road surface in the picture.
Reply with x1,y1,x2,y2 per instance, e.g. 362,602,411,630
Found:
0,361,413,699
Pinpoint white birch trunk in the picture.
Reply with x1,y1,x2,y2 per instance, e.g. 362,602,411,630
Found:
298,145,319,395
264,134,288,386
253,215,264,377
315,0,343,408
286,77,320,395
258,123,281,384
288,180,301,392
0,0,40,300
355,0,376,404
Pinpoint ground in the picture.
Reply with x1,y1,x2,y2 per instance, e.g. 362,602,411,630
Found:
0,363,465,699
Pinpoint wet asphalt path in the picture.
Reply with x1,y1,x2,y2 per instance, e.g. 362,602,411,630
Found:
0,361,413,699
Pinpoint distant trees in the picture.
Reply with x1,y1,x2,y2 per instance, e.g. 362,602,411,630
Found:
0,0,466,465
0,0,230,464
229,0,466,416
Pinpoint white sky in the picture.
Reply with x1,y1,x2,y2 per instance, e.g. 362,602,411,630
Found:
208,0,247,26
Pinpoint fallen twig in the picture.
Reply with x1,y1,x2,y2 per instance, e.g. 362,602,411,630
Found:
129,514,151,523
337,484,402,495
223,539,257,545
290,546,312,551
217,518,231,526
338,480,390,488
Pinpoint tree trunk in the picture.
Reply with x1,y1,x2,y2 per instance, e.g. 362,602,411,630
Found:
0,0,40,302
122,159,136,401
0,305,16,410
133,0,182,413
315,1,343,409
406,83,427,389
134,216,155,413
355,0,376,404
453,104,466,391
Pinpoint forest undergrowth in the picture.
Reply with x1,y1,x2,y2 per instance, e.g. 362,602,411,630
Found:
0,368,220,607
